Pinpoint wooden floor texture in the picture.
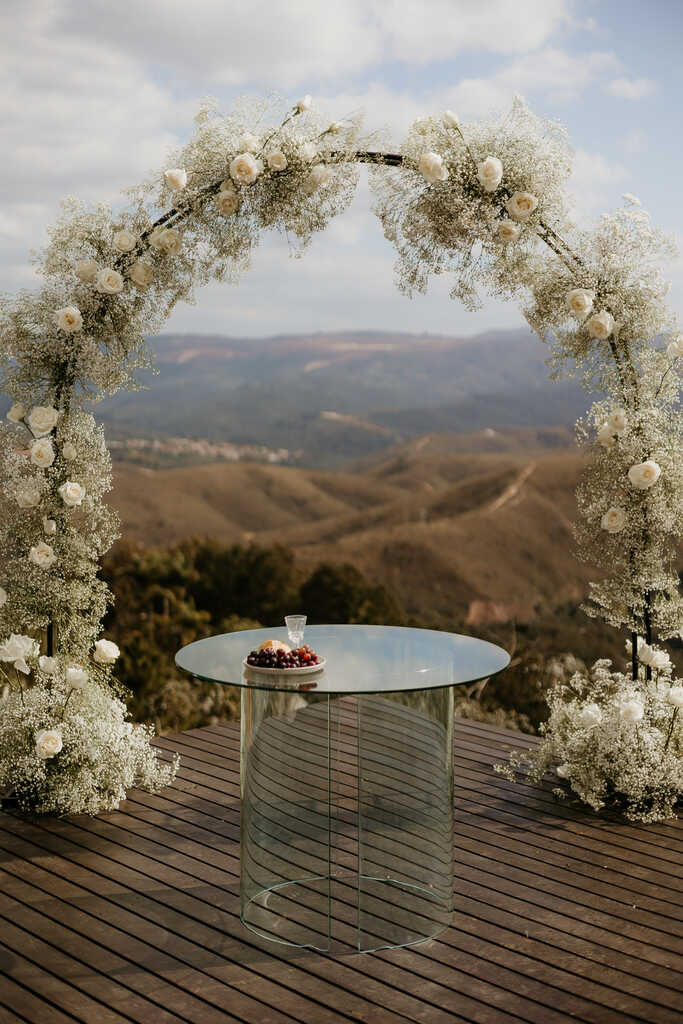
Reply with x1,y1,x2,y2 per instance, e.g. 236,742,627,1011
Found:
0,714,681,1024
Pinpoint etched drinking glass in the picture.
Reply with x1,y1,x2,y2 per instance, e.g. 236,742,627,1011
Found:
285,614,307,647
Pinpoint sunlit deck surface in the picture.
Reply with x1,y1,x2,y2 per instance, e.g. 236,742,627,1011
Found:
0,715,681,1024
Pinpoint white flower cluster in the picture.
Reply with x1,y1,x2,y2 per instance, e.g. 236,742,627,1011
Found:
497,655,682,822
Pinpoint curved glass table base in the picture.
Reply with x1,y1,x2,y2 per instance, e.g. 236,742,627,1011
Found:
176,626,510,954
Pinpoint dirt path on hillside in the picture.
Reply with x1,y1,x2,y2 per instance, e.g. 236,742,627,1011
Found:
487,461,537,514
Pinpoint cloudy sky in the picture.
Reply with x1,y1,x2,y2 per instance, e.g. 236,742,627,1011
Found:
1,0,682,338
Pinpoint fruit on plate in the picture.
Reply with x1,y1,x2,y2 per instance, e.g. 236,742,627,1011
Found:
246,643,322,669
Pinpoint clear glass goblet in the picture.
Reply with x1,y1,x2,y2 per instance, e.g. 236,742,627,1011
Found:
285,614,307,648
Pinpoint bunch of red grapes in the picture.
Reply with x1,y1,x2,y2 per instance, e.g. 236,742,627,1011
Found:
246,644,322,669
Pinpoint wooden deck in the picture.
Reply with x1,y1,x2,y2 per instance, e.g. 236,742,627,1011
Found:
0,716,681,1024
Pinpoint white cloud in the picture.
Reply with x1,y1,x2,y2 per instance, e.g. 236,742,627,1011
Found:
568,149,628,218
606,76,656,100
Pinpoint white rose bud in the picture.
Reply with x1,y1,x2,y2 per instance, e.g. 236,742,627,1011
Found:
477,156,503,193
93,638,120,664
578,703,602,728
43,516,57,535
267,151,287,171
61,442,77,461
95,268,124,294
296,95,312,112
505,192,538,221
29,541,56,569
418,151,449,184
443,110,459,127
665,685,683,708
628,460,661,490
0,634,39,663
638,642,655,666
298,141,318,163
27,406,60,438
75,259,98,283
15,480,42,508
601,506,627,533
128,261,154,289
216,190,240,216
58,481,86,506
38,655,58,675
596,422,616,448
229,152,263,185
160,228,182,255
66,665,88,688
607,409,627,435
586,310,615,340
666,335,683,360
498,220,521,242
35,728,62,759
303,164,331,195
556,763,570,778
164,167,187,190
0,586,6,607
113,229,137,253
239,133,260,153
619,698,644,723
6,403,25,423
327,121,344,134
54,306,83,333
566,288,595,319
648,650,672,673
30,438,55,468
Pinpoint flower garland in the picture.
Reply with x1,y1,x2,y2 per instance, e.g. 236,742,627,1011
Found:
0,94,680,818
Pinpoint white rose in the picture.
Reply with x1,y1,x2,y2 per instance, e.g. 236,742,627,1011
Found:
54,306,83,333
665,685,683,708
327,121,344,134
477,156,503,193
267,151,287,171
566,288,595,318
498,220,521,242
66,665,88,688
27,405,60,438
298,141,318,163
58,480,86,506
650,650,672,673
229,152,263,185
303,164,331,195
607,409,627,435
239,133,260,153
586,310,615,340
0,586,6,607
30,438,55,468
443,110,459,128
596,422,615,448
0,634,39,663
61,442,77,461
601,506,627,533
75,259,98,283
35,728,62,759
164,167,187,189
95,268,124,294
150,228,182,256
578,703,602,728
296,95,312,112
666,335,683,360
38,655,59,675
7,403,25,423
15,480,42,508
505,192,538,221
43,516,56,535
93,638,120,664
128,261,154,289
418,151,449,184
29,541,56,569
619,698,644,723
113,229,137,253
628,460,661,490
556,763,570,778
216,190,240,216
637,642,655,666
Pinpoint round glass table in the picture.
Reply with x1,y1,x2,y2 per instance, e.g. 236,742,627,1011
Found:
176,625,509,953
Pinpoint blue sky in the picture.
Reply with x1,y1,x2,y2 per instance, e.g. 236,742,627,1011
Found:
1,0,681,338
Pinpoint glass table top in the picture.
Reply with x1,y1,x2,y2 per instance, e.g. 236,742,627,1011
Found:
175,625,510,694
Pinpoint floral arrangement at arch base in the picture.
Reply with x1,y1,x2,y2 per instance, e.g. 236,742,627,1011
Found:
0,92,681,819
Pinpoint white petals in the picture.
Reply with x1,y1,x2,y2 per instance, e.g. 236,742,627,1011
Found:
95,268,124,294
442,110,459,128
150,227,182,255
27,406,59,438
601,506,627,533
619,698,644,723
0,586,6,607
164,167,187,190
54,306,83,333
38,655,58,675
418,151,449,184
113,230,137,253
6,403,25,423
498,220,521,242
66,665,88,688
666,335,683,360
229,152,263,185
30,438,55,468
93,639,120,664
128,261,154,288
29,542,56,569
75,259,98,283
43,516,56,535
266,151,287,171
61,442,77,461
296,95,312,112
15,480,42,508
239,133,260,153
58,481,86,506
586,310,615,340
607,409,627,435
476,156,502,193
666,686,683,708
302,164,331,195
35,728,62,758
505,192,538,221
566,288,594,318
216,189,240,216
628,460,661,489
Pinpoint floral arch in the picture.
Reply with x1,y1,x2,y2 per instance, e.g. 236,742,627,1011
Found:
0,95,681,820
